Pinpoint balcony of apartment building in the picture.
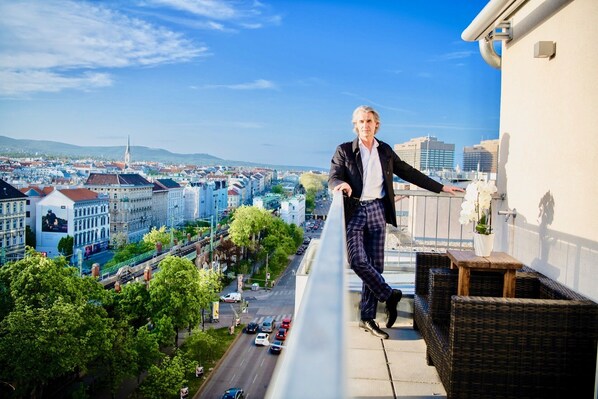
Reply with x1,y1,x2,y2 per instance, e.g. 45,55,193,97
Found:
266,188,597,398
265,1,597,397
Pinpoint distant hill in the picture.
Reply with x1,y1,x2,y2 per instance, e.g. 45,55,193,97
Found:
0,136,319,170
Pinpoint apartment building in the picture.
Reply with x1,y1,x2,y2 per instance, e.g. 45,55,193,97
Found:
151,182,168,229
280,195,306,227
84,173,153,245
36,188,110,259
183,180,225,222
253,193,282,211
394,136,455,171
153,178,184,227
227,187,242,210
19,186,53,234
0,179,27,264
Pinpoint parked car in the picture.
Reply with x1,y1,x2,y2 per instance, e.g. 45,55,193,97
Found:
280,317,292,330
221,388,245,399
220,292,242,303
269,340,283,354
245,322,259,334
275,327,288,341
254,332,270,346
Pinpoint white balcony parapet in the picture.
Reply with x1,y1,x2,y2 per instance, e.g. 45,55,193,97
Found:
266,190,348,399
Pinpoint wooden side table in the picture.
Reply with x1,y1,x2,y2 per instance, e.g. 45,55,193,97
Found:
446,250,524,298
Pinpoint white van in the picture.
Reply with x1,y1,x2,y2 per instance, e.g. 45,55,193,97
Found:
219,292,242,303
261,316,275,333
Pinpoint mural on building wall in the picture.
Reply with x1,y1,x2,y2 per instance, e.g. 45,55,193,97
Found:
41,206,68,233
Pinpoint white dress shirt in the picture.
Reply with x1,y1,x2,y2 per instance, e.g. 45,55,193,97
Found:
359,139,385,201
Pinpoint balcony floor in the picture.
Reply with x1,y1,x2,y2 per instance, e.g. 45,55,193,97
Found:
347,298,446,398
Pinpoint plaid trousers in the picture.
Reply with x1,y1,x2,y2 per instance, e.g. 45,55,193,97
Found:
346,199,392,320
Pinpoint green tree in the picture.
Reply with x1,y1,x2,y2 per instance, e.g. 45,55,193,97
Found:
183,329,218,365
134,325,163,383
112,281,152,328
149,256,215,347
112,231,128,249
271,184,284,195
104,241,153,268
228,206,272,254
98,320,138,398
143,226,171,249
0,252,112,397
262,218,296,255
57,235,74,259
139,351,194,399
299,172,327,194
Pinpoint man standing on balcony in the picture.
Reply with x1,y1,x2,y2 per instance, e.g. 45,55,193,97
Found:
329,105,464,339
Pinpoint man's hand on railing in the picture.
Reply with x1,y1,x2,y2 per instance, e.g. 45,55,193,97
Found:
333,182,352,197
441,185,465,195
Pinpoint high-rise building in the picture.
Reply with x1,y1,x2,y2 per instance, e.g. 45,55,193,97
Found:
462,139,499,173
393,136,455,171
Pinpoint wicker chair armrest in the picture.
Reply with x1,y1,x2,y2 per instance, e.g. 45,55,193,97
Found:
415,252,450,296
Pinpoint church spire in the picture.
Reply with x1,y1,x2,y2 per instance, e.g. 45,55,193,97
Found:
124,135,131,170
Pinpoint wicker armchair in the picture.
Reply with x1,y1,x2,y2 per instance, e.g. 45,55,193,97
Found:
413,252,598,399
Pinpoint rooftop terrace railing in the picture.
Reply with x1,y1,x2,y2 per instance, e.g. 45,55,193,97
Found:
266,187,505,397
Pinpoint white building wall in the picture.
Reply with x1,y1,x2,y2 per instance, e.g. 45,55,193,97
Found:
495,0,598,301
280,195,306,226
183,186,200,222
152,190,168,228
36,191,110,260
168,187,184,227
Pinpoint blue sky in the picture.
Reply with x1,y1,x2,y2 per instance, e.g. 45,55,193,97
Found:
0,0,500,170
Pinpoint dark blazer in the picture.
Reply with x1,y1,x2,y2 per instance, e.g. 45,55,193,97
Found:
328,138,444,226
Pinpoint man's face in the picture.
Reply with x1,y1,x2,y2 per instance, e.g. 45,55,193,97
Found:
353,110,378,142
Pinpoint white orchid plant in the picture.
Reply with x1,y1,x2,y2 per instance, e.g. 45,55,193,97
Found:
459,180,498,235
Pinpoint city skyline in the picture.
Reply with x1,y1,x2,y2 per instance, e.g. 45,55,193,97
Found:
0,0,500,170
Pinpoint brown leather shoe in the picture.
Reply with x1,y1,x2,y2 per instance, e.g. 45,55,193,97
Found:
385,289,403,328
359,319,389,339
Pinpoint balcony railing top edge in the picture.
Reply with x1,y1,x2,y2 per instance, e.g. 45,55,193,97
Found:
266,191,348,399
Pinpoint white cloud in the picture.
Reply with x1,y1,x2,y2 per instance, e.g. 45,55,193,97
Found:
144,0,246,20
432,51,476,61
0,0,207,96
202,79,277,90
143,0,281,26
0,70,112,96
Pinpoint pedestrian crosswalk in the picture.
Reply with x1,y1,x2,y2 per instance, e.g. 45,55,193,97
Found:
251,314,293,325
267,289,294,297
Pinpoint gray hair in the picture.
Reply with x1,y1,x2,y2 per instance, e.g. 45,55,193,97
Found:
352,105,380,134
